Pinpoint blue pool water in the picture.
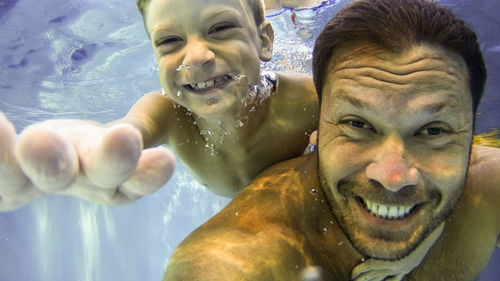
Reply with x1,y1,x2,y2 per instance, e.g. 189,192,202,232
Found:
0,0,498,280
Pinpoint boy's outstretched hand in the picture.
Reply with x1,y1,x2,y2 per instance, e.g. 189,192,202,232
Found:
0,112,176,211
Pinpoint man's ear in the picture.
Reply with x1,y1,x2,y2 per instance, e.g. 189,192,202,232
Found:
258,21,274,62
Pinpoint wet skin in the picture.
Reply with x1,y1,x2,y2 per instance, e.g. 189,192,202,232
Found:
146,0,269,122
0,0,318,210
164,45,500,280
318,45,473,260
124,0,318,197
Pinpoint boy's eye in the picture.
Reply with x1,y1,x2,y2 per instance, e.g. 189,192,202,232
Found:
208,23,236,34
156,37,183,46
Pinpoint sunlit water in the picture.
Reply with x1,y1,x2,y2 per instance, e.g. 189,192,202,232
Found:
0,0,498,280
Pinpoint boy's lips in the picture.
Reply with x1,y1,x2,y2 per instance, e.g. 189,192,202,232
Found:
182,74,235,93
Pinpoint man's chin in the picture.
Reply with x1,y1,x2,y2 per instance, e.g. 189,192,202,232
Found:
356,240,417,260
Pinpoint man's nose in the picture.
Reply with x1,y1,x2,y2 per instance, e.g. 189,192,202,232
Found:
365,136,420,192
181,40,215,69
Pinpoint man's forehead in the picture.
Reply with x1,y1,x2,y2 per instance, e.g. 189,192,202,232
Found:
327,44,467,77
323,44,470,103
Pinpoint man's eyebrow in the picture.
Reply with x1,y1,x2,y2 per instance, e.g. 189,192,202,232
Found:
332,91,460,114
332,92,373,110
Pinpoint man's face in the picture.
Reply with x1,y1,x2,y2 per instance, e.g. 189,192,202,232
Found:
145,0,272,119
318,45,474,260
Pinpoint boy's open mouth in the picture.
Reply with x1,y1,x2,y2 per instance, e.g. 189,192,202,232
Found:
183,74,234,93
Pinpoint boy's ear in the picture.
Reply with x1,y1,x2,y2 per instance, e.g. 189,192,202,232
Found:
258,21,274,62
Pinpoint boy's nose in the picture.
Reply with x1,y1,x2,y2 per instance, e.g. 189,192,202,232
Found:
365,137,420,192
182,41,215,69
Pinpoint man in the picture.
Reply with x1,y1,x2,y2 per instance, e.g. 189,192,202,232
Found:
163,0,500,280
0,0,319,210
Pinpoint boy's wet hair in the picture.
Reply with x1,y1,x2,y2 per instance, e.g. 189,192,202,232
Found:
312,0,487,115
136,0,266,31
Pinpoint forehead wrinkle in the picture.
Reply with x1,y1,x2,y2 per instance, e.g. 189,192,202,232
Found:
327,86,462,118
333,62,464,91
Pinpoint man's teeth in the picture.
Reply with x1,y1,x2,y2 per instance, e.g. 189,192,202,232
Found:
364,198,414,220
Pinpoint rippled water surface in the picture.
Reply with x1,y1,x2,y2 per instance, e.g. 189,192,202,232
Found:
0,0,499,280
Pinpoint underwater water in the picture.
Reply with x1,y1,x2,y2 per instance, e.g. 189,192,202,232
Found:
0,0,498,280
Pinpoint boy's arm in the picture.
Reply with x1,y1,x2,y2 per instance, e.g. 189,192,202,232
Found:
0,93,176,211
121,91,174,148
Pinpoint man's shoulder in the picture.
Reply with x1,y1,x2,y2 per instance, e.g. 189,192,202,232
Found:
164,155,318,281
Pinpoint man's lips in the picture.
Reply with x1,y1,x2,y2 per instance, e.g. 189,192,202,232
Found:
352,194,423,221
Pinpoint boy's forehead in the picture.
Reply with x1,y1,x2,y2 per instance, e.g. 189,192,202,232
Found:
146,0,253,29
148,0,250,13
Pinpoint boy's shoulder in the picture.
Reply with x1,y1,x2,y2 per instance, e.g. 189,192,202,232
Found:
270,72,318,122
467,144,500,199
275,72,316,100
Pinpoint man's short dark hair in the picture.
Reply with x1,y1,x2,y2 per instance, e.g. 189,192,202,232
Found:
136,0,266,32
312,0,487,114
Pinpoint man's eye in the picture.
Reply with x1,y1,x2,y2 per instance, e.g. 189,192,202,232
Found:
416,123,450,137
350,120,367,129
343,119,373,131
424,127,442,136
209,23,236,34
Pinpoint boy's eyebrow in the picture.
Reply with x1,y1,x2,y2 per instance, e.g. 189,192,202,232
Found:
150,22,174,34
150,9,241,35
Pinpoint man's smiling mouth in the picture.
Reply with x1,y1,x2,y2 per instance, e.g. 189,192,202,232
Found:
183,74,234,92
355,196,418,220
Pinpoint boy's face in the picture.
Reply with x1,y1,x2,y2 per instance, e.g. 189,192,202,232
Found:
145,0,273,120
318,45,473,260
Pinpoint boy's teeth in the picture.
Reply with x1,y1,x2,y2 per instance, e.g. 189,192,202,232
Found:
190,79,216,90
363,198,414,220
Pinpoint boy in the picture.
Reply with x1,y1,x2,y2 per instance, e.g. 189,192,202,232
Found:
0,0,318,210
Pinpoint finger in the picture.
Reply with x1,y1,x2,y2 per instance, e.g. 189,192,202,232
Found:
0,112,31,194
352,270,394,281
79,123,143,189
351,271,375,281
351,259,384,278
120,146,176,196
15,123,79,192
385,274,405,281
0,187,44,212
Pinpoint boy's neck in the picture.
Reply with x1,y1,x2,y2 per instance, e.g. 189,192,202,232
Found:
194,96,271,147
193,71,277,147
